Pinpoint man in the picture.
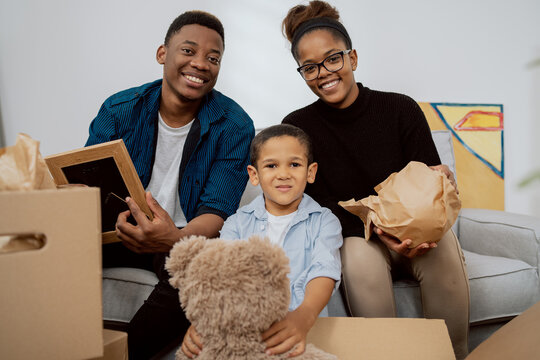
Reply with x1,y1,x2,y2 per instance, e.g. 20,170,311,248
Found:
86,11,254,359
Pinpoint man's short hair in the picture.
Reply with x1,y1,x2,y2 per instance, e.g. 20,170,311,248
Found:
164,10,225,47
250,124,314,167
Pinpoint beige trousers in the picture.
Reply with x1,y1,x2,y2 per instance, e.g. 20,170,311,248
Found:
341,230,470,359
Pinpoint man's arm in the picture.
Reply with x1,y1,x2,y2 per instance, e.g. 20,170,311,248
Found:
194,123,254,220
86,103,117,146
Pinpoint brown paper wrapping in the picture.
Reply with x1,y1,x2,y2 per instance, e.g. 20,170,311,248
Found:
0,133,56,191
339,161,461,248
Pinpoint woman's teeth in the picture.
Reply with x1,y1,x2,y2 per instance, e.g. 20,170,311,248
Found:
321,80,339,89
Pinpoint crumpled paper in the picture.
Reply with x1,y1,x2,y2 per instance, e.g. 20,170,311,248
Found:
0,133,56,190
338,161,461,248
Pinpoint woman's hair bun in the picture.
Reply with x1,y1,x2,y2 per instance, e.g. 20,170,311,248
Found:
282,1,340,42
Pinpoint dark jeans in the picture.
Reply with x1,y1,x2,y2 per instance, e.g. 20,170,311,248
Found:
103,242,190,360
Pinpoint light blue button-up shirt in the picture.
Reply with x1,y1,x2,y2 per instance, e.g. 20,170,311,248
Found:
220,193,343,316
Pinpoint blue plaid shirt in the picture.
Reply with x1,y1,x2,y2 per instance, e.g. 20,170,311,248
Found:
86,79,254,221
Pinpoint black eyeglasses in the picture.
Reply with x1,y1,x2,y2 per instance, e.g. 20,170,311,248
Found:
297,49,352,81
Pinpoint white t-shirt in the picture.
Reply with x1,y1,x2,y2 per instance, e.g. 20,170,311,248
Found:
265,210,298,247
146,112,193,227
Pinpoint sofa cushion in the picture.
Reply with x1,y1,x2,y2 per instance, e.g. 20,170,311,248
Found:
103,268,158,323
431,130,456,176
465,250,539,323
104,249,539,327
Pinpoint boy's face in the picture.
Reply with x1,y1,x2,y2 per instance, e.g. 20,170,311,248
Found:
157,24,223,103
247,136,317,216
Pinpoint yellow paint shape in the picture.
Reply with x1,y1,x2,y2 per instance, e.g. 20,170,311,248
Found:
460,113,501,129
458,131,502,172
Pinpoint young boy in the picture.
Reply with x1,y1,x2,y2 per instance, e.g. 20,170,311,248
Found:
181,124,342,358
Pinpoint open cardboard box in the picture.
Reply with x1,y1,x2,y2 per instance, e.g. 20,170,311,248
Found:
466,300,540,360
0,187,103,359
307,317,455,360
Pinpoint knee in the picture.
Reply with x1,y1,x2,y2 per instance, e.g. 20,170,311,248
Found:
342,263,393,294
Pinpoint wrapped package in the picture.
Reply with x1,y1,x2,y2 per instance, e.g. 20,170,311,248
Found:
339,161,461,248
0,133,55,190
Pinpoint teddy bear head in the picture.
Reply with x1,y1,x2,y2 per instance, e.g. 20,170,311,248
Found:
165,235,291,336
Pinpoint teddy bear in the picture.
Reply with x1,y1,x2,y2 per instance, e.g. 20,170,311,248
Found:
165,235,338,360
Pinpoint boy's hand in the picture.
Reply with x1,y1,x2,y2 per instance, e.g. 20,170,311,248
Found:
262,307,315,357
374,226,436,258
181,325,202,359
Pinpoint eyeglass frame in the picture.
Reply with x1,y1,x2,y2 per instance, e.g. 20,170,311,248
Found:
296,49,353,81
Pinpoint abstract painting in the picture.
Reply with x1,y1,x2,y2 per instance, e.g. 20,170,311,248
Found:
419,102,504,210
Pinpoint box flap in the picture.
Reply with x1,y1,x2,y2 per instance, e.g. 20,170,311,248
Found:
466,301,540,359
307,317,455,360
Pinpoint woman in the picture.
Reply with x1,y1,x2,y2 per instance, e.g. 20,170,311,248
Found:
281,1,469,359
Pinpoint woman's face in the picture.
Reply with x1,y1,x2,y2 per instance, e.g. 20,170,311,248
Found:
295,29,358,109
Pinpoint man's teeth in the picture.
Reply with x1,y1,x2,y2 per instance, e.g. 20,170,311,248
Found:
322,80,339,89
186,75,204,84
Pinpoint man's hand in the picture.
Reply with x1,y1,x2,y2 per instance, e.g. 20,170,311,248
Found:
181,325,202,359
262,307,315,357
430,164,459,194
115,191,182,253
374,226,436,258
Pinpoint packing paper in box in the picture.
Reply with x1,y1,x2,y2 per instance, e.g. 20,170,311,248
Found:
0,133,55,190
338,161,461,248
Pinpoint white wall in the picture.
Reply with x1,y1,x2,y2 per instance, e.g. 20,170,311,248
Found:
1,0,539,217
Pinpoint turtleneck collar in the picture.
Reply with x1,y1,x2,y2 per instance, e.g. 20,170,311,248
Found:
314,83,370,120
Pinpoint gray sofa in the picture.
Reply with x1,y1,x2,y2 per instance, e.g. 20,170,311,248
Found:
102,130,540,355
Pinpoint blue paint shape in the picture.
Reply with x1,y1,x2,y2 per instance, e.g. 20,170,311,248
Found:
431,103,504,179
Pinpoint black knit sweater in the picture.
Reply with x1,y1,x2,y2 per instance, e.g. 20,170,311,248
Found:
283,83,441,238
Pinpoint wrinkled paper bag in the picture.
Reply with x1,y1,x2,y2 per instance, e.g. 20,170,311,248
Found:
0,134,55,253
338,161,461,248
0,133,56,191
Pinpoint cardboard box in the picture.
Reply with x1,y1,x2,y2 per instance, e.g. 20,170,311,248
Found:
90,329,128,360
307,317,455,360
0,188,103,359
466,301,540,359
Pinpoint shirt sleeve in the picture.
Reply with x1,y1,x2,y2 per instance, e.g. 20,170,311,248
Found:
219,213,241,240
195,121,255,220
85,102,118,146
290,209,343,307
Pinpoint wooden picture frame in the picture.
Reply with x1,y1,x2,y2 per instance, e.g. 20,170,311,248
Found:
45,140,152,244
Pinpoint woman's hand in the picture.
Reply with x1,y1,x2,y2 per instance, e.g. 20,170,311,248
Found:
181,325,202,359
430,164,459,194
374,226,436,258
262,307,315,357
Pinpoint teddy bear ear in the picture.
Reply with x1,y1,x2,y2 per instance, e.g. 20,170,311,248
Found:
165,235,207,289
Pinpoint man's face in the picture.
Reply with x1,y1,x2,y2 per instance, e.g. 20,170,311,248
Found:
157,24,224,103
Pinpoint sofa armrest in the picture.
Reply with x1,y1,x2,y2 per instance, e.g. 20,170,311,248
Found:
456,208,540,267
